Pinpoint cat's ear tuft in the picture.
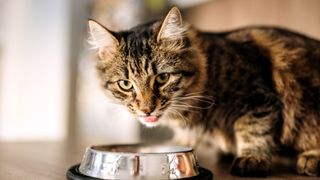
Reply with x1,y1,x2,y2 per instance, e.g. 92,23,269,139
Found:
157,7,187,43
88,20,119,58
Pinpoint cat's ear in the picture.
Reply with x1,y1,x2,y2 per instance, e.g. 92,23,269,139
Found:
157,7,187,43
88,20,119,59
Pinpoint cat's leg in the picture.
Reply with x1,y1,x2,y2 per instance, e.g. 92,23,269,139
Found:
296,150,320,176
287,111,320,176
293,121,320,176
171,126,203,147
171,126,221,165
230,112,278,177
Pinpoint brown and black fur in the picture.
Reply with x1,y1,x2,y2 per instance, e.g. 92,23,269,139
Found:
88,7,320,177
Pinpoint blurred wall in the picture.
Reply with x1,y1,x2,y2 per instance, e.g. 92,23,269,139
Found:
0,0,71,141
185,0,320,39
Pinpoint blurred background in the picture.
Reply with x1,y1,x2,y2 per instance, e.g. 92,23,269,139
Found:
0,0,319,143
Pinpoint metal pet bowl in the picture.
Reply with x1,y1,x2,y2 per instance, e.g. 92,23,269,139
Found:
67,144,213,180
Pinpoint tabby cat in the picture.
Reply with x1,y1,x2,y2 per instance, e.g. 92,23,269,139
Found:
88,7,320,177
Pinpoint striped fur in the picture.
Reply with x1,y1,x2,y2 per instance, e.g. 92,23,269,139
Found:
88,7,320,177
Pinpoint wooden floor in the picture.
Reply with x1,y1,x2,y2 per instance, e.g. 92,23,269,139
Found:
0,141,318,180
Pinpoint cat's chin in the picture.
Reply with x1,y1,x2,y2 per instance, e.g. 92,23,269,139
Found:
138,117,160,128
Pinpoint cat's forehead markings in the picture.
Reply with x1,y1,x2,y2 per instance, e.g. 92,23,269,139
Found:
122,29,154,60
123,68,129,79
151,62,158,74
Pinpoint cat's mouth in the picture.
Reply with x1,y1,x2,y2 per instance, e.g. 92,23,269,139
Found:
137,115,161,127
144,116,158,122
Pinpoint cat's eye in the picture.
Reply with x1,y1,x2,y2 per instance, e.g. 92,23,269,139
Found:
118,80,133,91
156,73,170,84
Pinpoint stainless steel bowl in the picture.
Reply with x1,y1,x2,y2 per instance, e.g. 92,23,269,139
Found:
78,144,199,179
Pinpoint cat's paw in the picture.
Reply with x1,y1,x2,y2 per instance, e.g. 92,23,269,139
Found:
296,154,320,176
230,156,271,177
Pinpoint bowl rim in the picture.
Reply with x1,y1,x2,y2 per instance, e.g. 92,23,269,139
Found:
88,143,194,155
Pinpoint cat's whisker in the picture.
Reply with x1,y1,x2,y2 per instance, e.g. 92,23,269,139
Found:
170,105,194,112
172,94,215,104
173,97,215,105
182,91,207,96
181,92,214,99
169,103,196,112
172,96,213,102
175,100,214,108
172,103,213,110
168,108,188,127
171,98,215,109
167,102,188,111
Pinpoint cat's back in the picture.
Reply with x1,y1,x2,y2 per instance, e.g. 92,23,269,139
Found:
199,26,319,67
210,26,320,46
199,26,320,84
199,26,320,147
225,26,320,78
220,26,320,86
198,26,319,89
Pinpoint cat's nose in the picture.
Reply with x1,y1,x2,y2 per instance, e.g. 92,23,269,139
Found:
140,107,154,115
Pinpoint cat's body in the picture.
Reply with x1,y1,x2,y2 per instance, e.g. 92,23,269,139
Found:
88,7,320,177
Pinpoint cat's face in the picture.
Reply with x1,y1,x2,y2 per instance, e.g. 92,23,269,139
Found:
88,7,207,127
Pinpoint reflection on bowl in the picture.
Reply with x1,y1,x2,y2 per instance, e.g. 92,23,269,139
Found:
79,144,199,179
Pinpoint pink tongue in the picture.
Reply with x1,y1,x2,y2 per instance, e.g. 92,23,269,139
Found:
144,116,158,122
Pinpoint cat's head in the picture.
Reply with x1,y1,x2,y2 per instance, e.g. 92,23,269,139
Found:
88,7,207,127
